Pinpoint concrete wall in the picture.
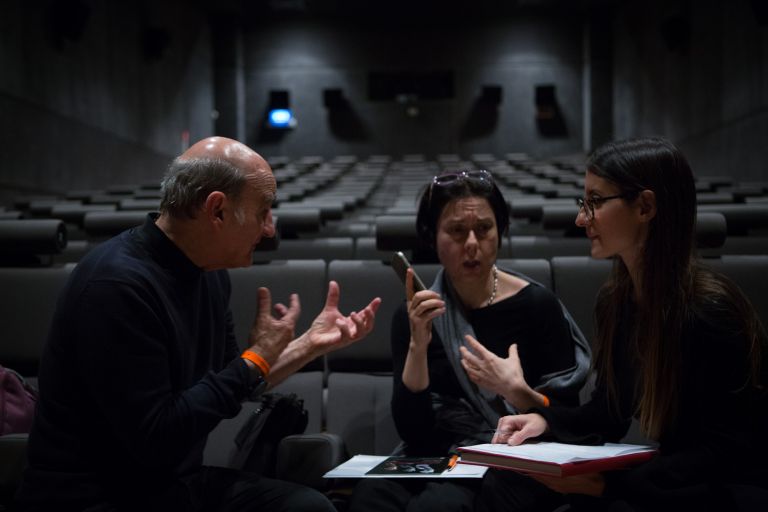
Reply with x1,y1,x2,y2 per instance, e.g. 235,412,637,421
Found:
0,0,214,199
1,0,764,201
612,0,767,181
236,15,586,160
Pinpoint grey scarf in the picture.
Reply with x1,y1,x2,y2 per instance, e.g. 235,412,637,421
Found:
431,266,592,428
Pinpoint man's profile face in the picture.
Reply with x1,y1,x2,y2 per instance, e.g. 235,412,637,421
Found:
219,169,276,268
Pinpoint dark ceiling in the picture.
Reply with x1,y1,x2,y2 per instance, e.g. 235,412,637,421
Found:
201,0,619,25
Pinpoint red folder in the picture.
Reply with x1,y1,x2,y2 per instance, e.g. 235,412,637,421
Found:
457,443,657,477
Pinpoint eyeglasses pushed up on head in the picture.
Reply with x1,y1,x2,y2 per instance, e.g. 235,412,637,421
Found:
432,170,493,187
575,194,627,221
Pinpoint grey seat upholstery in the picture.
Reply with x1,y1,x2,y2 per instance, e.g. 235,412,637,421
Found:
699,204,768,235
325,260,407,371
353,237,391,260
270,208,322,236
325,372,400,457
0,434,28,505
50,204,116,228
227,260,327,354
207,261,332,475
707,255,768,329
0,260,75,507
253,238,355,263
551,256,612,348
509,236,591,259
695,212,728,249
0,264,76,375
0,219,67,262
203,371,325,468
83,210,147,239
375,215,418,252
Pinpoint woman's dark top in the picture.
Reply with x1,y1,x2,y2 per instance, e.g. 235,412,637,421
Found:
391,282,579,455
537,296,768,509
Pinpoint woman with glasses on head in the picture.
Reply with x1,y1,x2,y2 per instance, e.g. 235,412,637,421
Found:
348,170,591,512
491,137,768,511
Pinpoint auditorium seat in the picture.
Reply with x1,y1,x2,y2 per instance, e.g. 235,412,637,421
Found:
551,256,612,349
50,203,116,228
324,372,400,456
118,198,160,211
0,210,22,220
253,238,355,263
374,215,420,255
0,434,27,506
227,260,327,355
699,204,768,235
203,371,326,468
0,264,76,376
707,255,768,329
83,210,148,239
509,197,574,224
222,259,329,472
325,259,428,372
354,237,393,260
509,236,591,259
270,207,323,234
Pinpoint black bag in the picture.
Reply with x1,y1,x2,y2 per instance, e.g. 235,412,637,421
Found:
230,392,308,476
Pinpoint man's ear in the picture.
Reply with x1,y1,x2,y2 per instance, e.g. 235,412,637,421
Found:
204,191,227,225
638,189,656,223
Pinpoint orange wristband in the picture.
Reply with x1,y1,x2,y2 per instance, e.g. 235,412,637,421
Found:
540,393,550,407
241,350,270,377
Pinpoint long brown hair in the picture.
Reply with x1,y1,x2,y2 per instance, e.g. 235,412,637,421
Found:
589,137,765,440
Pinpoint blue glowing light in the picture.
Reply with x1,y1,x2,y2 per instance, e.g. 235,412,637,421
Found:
268,109,293,128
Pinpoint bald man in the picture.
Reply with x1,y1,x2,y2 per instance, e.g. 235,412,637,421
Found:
17,137,381,512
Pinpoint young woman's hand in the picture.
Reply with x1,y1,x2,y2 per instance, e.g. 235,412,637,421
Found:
492,413,549,445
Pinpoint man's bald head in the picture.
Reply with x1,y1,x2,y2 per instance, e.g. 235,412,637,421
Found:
159,137,274,220
180,137,268,173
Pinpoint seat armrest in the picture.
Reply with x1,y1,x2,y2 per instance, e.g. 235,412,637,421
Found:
0,433,29,505
276,433,347,491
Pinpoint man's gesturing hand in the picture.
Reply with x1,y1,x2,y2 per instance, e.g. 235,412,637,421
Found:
247,287,301,366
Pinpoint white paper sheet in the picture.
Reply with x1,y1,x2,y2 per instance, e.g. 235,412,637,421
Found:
459,442,656,464
324,455,488,479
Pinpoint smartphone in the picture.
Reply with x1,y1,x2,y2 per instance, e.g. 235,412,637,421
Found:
391,251,426,293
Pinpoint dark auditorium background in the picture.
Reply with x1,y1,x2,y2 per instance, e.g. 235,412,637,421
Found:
0,0,766,201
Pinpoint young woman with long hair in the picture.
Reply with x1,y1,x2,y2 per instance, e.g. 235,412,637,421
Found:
491,137,767,511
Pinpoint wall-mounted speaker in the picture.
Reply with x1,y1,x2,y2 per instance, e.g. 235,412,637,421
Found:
534,84,567,137
323,88,346,109
535,85,556,109
480,85,502,105
269,90,290,109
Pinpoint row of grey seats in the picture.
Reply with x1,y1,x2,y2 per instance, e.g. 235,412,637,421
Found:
204,251,768,497
3,254,766,484
3,206,767,268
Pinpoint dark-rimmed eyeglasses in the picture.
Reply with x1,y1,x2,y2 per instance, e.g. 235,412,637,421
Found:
575,194,627,221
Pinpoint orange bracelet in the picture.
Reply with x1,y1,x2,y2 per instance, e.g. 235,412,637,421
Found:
241,350,270,377
540,393,550,407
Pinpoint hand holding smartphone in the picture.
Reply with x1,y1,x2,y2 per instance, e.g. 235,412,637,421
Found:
391,251,426,296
